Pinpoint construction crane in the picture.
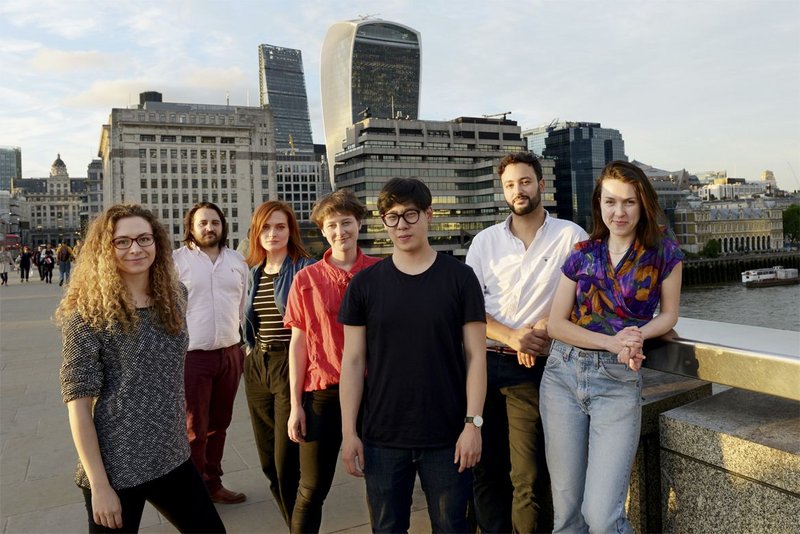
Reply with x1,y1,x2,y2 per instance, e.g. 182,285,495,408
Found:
483,112,512,120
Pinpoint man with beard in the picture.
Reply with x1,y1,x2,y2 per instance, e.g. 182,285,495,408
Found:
173,202,249,504
466,152,587,533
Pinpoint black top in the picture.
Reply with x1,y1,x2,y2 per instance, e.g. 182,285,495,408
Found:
339,253,485,448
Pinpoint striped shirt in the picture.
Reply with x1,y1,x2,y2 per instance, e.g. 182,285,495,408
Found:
254,271,291,348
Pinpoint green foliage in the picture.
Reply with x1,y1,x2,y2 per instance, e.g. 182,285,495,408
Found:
701,239,721,258
784,204,800,245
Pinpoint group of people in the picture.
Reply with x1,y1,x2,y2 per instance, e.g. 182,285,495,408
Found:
0,241,78,285
58,151,683,533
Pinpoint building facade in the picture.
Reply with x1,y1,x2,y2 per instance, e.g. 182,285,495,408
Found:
13,155,83,246
673,198,784,254
321,18,421,185
334,116,545,258
0,146,22,192
524,121,626,229
258,45,325,222
98,92,277,249
81,159,104,230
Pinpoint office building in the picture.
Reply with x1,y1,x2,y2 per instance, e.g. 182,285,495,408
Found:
0,146,22,192
81,159,104,230
524,121,626,229
98,91,276,249
321,18,421,185
334,116,546,257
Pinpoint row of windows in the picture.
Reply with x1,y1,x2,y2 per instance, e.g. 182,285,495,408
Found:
139,148,237,160
139,134,236,144
349,180,495,193
140,163,236,175
142,192,239,204
140,178,238,189
336,165,494,182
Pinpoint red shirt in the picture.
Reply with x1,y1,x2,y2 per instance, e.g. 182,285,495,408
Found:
284,248,381,391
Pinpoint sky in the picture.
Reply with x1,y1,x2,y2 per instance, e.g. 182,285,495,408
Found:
1,0,799,191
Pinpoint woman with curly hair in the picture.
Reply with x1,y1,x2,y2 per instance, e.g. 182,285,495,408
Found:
57,204,224,533
542,161,683,533
242,201,315,528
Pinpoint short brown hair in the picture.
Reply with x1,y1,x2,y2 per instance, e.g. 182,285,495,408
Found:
498,152,543,181
311,189,368,229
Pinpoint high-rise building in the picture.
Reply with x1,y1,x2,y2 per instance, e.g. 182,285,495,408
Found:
81,159,104,230
524,121,626,229
258,44,314,153
321,18,421,185
0,146,22,191
334,116,548,258
258,44,325,222
98,91,276,249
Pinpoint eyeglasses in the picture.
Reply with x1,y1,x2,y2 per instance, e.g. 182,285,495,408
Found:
112,234,155,250
381,209,422,228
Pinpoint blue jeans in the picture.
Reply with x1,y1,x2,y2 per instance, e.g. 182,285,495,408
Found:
540,340,642,534
364,444,472,533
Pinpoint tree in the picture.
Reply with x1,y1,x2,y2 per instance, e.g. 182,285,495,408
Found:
701,239,721,258
784,204,800,246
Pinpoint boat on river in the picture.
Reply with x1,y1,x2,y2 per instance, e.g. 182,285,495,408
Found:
741,266,800,288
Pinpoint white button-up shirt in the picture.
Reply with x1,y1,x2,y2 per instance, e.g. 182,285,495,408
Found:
173,245,248,351
466,213,588,346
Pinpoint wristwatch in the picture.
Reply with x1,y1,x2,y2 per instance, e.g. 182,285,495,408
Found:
465,415,484,428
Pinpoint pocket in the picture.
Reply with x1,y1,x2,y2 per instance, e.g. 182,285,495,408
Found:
598,361,640,384
544,354,563,370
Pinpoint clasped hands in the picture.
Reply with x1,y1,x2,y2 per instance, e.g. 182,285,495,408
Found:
613,326,645,371
508,320,549,368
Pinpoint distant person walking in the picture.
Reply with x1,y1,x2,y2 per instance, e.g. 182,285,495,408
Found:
17,245,33,283
243,201,315,528
542,161,683,533
57,241,74,286
57,204,225,533
0,246,12,286
34,244,45,280
42,246,55,284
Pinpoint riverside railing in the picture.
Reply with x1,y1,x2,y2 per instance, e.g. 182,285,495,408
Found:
644,317,800,401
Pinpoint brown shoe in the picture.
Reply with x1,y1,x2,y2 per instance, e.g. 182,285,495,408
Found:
209,486,247,504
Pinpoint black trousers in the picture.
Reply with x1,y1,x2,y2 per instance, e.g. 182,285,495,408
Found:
244,344,299,528
473,351,553,533
292,387,343,533
81,458,224,533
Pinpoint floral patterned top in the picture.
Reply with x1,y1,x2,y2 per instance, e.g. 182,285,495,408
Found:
562,229,684,335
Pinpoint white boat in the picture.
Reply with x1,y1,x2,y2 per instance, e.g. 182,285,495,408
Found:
741,266,800,288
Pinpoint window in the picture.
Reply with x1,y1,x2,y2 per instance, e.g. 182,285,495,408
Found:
140,134,155,142
161,135,176,142
220,137,234,144
201,136,216,143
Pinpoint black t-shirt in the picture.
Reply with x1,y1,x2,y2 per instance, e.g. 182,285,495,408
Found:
338,253,485,448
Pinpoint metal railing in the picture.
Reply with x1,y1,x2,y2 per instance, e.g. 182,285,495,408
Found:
644,317,800,401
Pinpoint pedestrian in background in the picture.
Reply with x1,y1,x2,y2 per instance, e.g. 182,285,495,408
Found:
242,201,315,528
57,204,225,533
57,240,74,286
0,246,12,286
17,245,33,283
42,245,55,284
542,161,683,533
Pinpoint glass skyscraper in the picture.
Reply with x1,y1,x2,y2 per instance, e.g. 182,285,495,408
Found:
525,122,626,229
259,44,314,153
321,19,421,185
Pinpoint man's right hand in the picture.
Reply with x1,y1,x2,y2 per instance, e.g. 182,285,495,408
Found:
341,434,365,477
508,326,550,367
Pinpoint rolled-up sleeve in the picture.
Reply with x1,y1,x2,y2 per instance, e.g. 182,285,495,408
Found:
60,314,104,403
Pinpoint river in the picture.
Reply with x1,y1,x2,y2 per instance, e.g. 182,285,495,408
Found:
680,282,800,332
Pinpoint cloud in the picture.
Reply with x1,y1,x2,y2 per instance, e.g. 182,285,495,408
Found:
61,79,154,108
30,48,117,72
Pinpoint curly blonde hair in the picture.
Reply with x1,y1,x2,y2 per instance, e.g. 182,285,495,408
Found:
55,204,185,335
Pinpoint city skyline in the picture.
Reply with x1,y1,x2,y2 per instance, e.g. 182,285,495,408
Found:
1,0,799,190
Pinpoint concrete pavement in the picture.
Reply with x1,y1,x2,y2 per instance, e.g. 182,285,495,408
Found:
0,280,431,533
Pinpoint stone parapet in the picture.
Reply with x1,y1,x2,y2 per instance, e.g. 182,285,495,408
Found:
660,388,800,533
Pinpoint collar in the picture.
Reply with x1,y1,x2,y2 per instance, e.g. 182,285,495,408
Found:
502,210,552,238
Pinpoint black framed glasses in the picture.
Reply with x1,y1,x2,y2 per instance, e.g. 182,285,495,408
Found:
112,234,155,250
381,209,422,228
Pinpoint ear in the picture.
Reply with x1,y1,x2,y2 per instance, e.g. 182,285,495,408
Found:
425,207,433,221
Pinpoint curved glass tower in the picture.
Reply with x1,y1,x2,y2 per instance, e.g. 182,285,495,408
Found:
321,19,421,185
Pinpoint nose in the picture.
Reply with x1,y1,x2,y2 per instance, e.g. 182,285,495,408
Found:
129,241,144,253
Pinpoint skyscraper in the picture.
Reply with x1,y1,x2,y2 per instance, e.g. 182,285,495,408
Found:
0,146,22,191
524,121,626,229
258,44,314,153
321,18,421,185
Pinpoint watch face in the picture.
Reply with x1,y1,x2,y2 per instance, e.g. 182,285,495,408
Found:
473,415,484,428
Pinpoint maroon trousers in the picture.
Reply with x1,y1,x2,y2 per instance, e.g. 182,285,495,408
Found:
184,344,244,492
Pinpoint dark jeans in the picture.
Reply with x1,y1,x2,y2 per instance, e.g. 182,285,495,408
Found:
244,343,298,528
59,260,71,283
364,444,472,534
44,265,53,283
184,344,244,492
81,458,225,533
292,387,342,533
473,350,553,533
19,265,29,281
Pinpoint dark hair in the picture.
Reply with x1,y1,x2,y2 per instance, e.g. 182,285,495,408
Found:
246,201,310,267
498,152,543,182
183,202,228,247
377,178,432,214
311,189,368,228
590,161,665,248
